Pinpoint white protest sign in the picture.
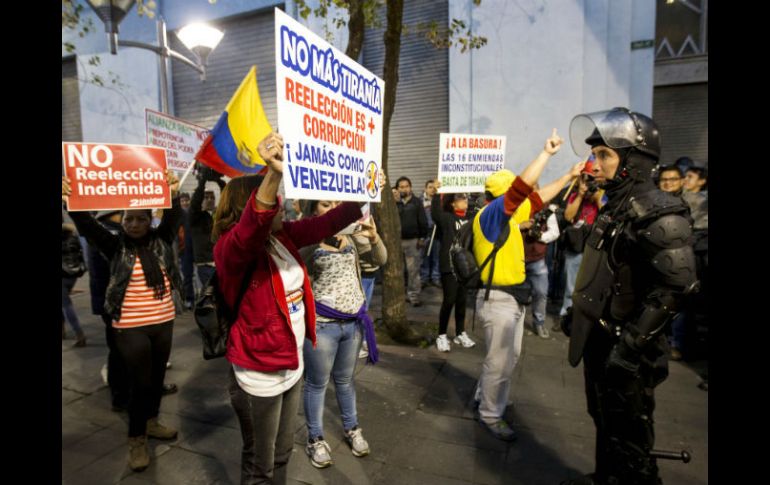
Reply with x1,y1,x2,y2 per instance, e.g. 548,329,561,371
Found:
437,133,506,193
275,8,383,202
145,109,209,174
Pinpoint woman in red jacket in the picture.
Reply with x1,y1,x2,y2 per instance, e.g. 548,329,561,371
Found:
212,132,365,485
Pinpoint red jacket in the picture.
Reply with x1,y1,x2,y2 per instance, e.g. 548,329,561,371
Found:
215,190,362,372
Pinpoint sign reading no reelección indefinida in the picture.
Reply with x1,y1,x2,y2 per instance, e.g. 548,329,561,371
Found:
145,109,209,174
438,133,506,193
62,142,171,211
275,8,383,202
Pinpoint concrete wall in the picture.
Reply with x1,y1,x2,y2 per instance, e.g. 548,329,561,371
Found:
449,0,656,185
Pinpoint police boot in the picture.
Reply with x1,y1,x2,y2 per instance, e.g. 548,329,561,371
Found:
128,435,150,472
146,417,177,440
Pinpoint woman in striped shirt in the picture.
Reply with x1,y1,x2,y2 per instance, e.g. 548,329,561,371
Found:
63,171,183,472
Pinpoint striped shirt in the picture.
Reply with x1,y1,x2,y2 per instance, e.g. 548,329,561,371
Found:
113,257,175,329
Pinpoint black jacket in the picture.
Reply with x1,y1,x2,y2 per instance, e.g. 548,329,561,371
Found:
190,178,222,264
568,187,697,367
62,226,86,278
397,195,428,239
431,194,471,274
87,219,122,315
70,198,183,322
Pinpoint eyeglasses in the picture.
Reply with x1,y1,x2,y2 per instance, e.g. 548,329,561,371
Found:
659,177,681,183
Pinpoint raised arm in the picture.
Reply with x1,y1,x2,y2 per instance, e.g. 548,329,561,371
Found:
156,170,183,244
517,129,563,187
536,161,585,205
62,176,119,259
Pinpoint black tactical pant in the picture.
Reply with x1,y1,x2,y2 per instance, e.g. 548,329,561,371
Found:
582,327,668,485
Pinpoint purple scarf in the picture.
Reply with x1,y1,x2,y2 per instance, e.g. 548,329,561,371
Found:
314,301,379,364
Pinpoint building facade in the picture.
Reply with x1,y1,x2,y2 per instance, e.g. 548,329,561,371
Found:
63,1,680,195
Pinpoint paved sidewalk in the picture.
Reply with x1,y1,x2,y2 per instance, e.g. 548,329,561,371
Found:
62,280,708,484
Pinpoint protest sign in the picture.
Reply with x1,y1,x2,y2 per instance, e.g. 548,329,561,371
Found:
275,8,383,202
145,109,209,174
62,142,170,211
437,133,506,193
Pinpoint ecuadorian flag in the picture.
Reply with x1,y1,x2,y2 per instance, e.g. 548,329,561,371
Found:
195,66,273,177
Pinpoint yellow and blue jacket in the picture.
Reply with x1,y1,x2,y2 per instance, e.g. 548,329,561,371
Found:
472,177,543,286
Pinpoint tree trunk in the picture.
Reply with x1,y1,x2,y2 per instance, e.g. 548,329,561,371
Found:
345,0,365,60
373,0,412,342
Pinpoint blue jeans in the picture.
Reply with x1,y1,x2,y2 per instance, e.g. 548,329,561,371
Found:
420,236,441,283
525,259,549,327
559,251,583,316
361,276,375,309
303,320,362,440
180,254,194,304
62,276,83,335
670,312,686,351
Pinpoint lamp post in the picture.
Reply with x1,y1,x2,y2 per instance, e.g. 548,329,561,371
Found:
85,0,224,114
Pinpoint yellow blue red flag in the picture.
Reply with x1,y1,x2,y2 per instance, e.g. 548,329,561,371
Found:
195,66,272,177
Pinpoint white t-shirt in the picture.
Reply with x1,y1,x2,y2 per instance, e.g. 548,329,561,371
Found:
233,236,306,397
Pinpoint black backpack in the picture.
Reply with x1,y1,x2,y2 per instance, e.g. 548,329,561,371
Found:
449,218,510,291
449,217,532,305
62,233,87,278
194,267,253,360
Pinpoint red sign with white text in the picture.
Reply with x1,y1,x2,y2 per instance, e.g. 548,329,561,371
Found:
62,142,170,211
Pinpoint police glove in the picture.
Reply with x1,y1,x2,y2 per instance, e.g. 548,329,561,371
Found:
606,333,641,377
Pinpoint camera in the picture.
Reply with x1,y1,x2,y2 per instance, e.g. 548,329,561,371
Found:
583,174,599,195
528,224,543,241
527,207,552,240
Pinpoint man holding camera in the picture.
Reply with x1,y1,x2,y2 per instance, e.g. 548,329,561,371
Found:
520,200,561,339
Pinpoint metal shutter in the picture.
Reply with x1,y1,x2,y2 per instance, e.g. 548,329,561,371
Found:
652,83,708,166
170,9,279,194
62,57,83,142
362,0,449,192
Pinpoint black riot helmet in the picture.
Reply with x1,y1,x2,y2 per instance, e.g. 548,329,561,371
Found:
569,107,661,161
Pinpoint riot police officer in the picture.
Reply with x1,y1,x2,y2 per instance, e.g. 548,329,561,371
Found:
561,108,698,485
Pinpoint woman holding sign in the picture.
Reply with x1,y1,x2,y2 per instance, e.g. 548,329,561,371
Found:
212,132,375,485
298,201,386,469
62,170,183,473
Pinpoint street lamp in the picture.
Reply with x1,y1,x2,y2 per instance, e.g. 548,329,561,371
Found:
85,0,224,114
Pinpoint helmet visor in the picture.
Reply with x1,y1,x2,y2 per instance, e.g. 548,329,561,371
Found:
569,109,641,157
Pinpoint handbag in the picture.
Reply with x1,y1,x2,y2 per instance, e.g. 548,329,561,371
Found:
509,279,533,305
194,266,254,360
563,222,590,253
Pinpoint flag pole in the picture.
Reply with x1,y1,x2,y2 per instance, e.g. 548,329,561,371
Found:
178,160,197,188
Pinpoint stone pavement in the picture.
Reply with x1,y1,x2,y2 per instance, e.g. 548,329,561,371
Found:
63,278,707,484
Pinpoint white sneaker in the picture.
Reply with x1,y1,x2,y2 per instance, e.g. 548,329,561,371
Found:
344,426,370,457
453,332,476,348
436,334,451,352
306,438,333,468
